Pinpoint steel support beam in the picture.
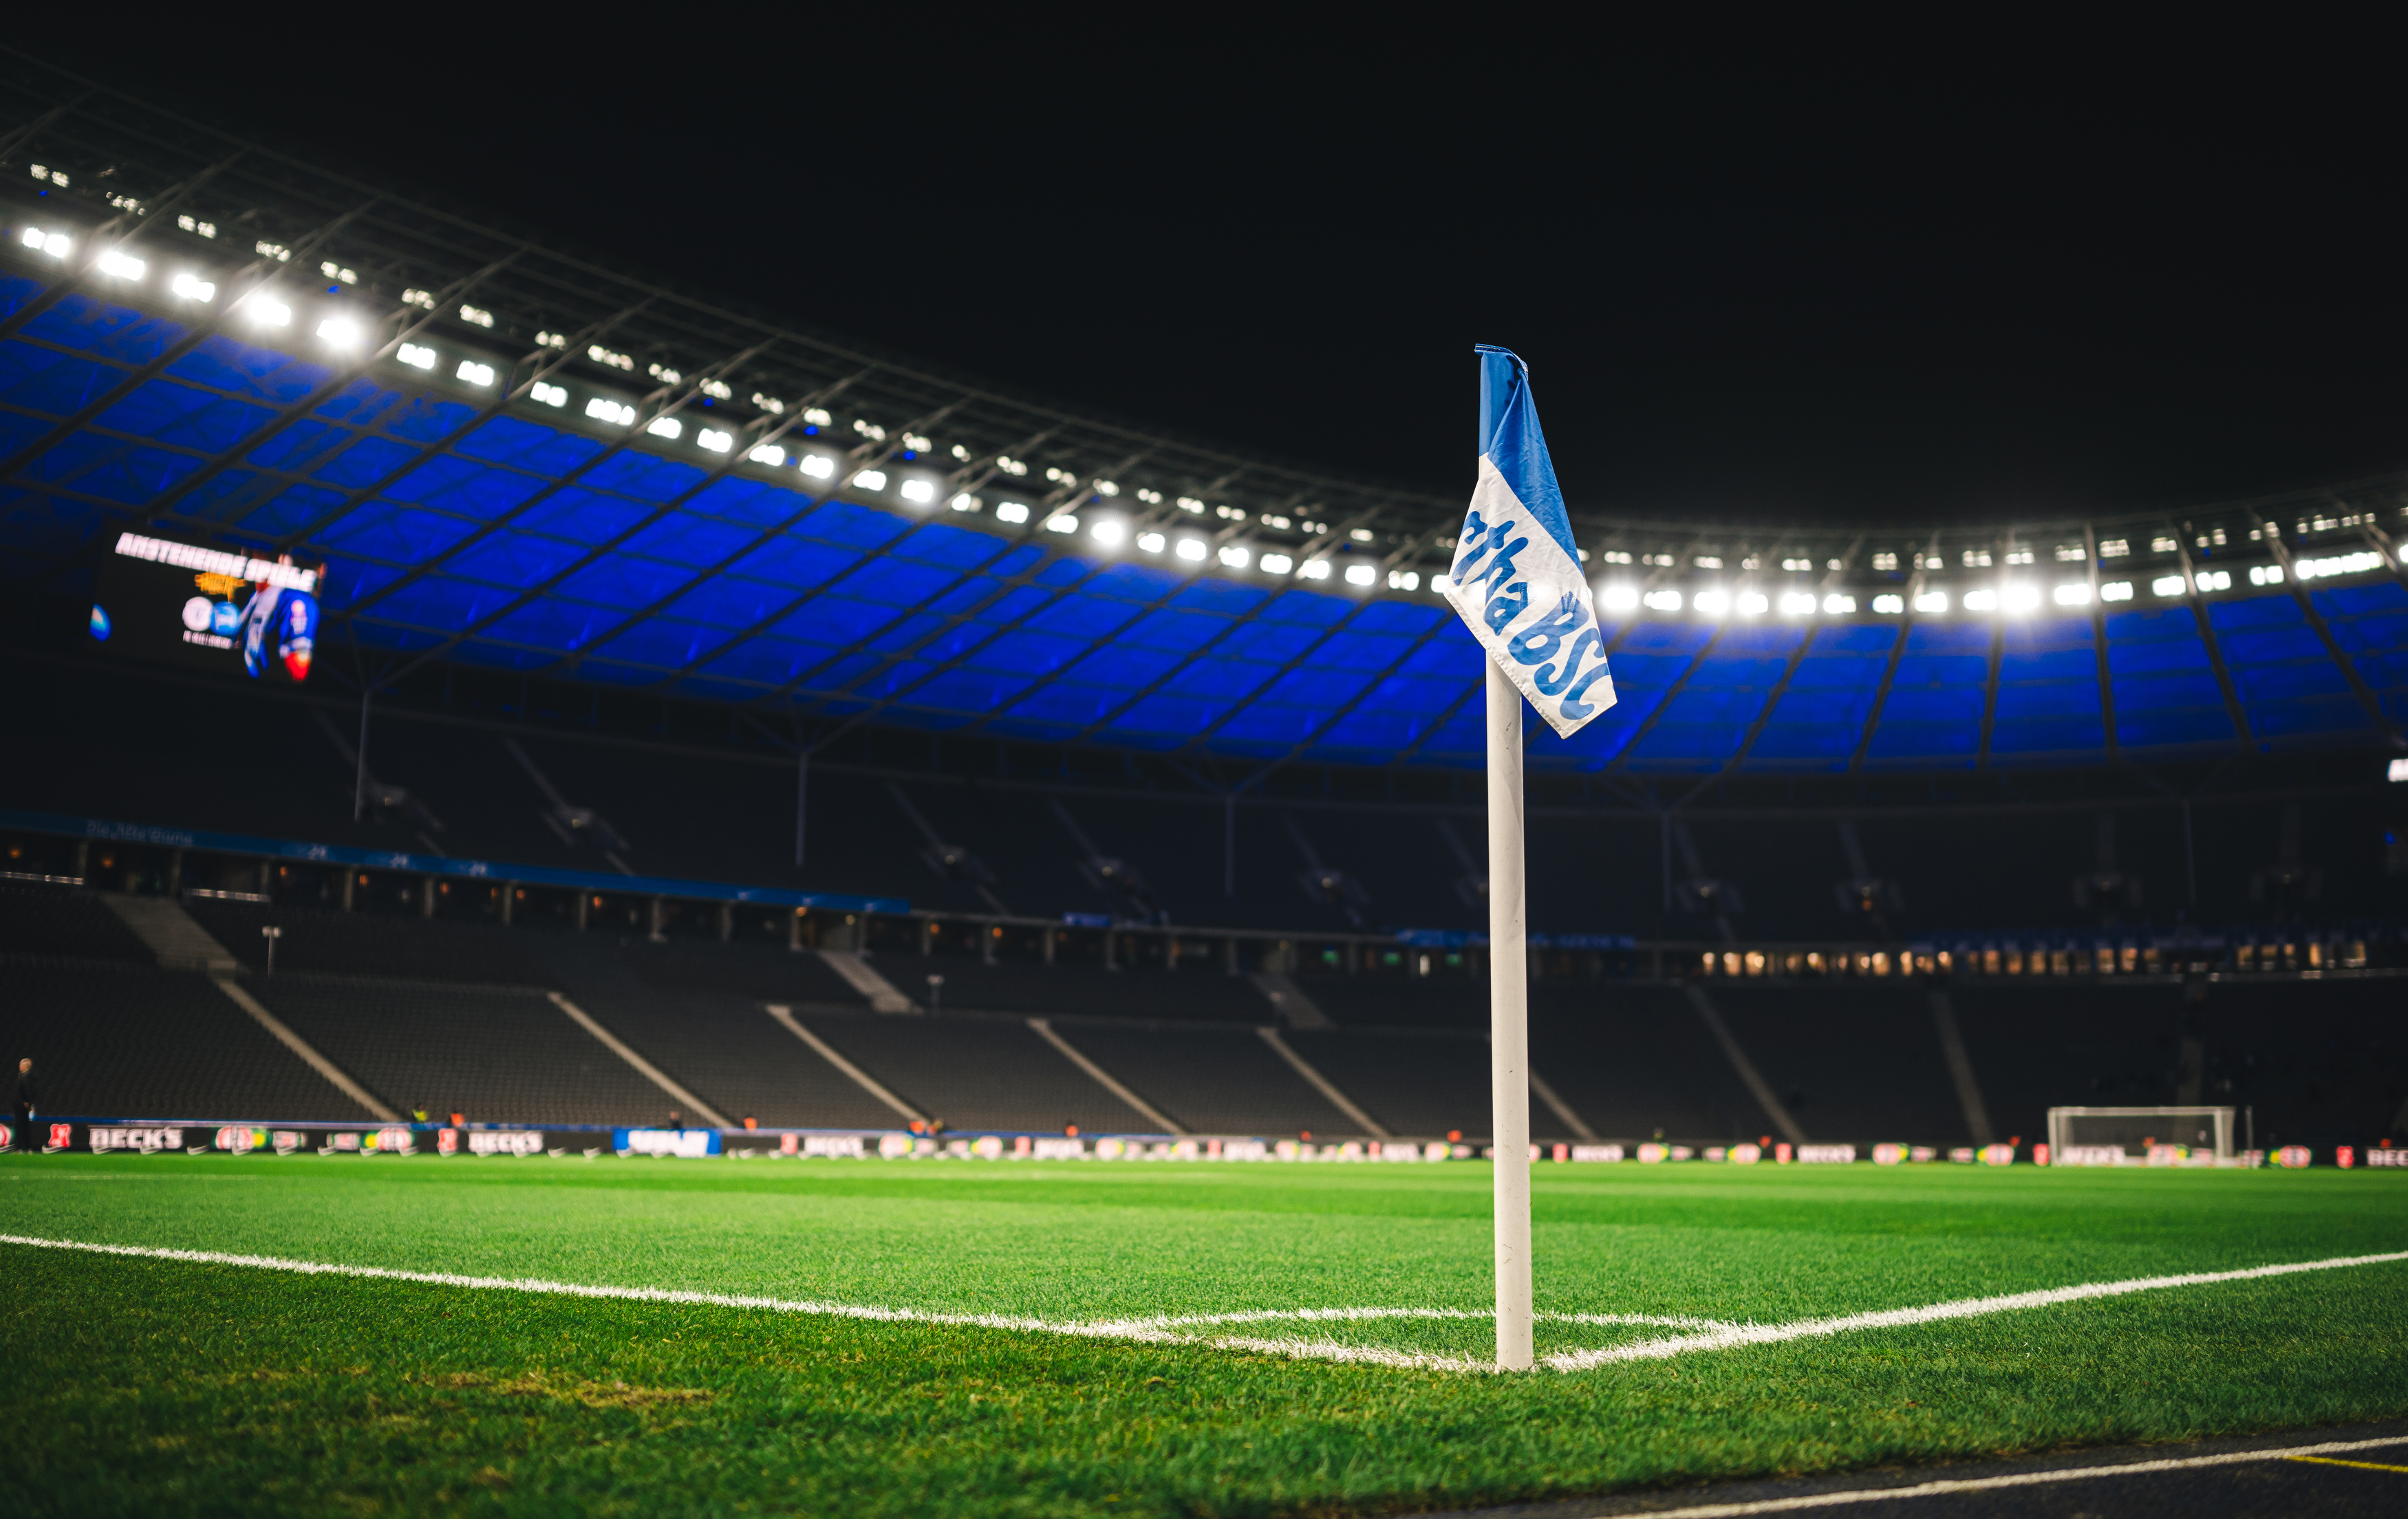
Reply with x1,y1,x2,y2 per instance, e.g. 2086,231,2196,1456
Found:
2169,521,2256,750
2247,509,2398,743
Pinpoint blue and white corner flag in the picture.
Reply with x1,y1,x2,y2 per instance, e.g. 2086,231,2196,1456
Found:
1442,345,1615,737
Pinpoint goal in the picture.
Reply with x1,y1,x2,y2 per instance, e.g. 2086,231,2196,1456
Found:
2047,1106,2235,1165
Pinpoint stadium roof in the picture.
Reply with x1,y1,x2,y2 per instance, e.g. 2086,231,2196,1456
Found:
3,55,2406,774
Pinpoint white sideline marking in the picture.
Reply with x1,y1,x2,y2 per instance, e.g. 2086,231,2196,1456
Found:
1542,1248,2408,1371
1584,1434,2408,1517
2,1234,2402,1375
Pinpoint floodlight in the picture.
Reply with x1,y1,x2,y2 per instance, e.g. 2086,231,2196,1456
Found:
2053,583,2092,605
1258,550,1291,572
899,477,936,504
457,360,496,387
21,228,69,258
2001,583,2041,612
1231,546,1260,570
1873,594,1905,614
2099,581,2133,601
2391,757,2408,782
647,416,684,440
1139,532,1168,554
698,428,733,453
2296,550,2384,579
1298,558,1333,580
1693,588,1730,617
2247,564,2283,585
748,444,786,466
1090,517,1128,548
530,382,568,407
316,316,361,347
1963,589,1997,612
1388,570,1421,591
169,272,215,302
1175,537,1207,561
1046,513,1079,534
1913,591,1949,614
1779,592,1817,615
1823,593,1856,613
799,455,837,480
585,397,637,426
994,501,1031,524
2195,569,2230,592
17,227,40,248
1734,592,1767,616
96,250,144,280
950,493,980,513
2152,574,2187,597
1643,588,1682,612
396,343,438,371
852,468,886,489
245,297,292,327
1600,582,1639,611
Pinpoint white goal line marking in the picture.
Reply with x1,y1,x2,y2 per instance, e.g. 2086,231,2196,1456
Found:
1584,1434,2408,1518
2,1234,2402,1375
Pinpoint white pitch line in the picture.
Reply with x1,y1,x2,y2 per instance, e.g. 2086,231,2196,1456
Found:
4,1233,2403,1375
1576,1434,2408,1518
1543,1248,2408,1371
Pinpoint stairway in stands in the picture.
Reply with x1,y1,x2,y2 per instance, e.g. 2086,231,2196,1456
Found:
101,894,238,972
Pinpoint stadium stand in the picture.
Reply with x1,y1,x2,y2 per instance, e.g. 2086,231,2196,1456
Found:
0,959,376,1122
898,957,1273,1022
605,938,869,1007
243,976,674,1128
1040,1020,1360,1137
1279,1028,1532,1140
1293,971,1483,1029
1949,982,2191,1148
1705,982,1974,1145
1529,983,1785,1141
0,883,155,964
182,898,550,985
794,1011,1165,1134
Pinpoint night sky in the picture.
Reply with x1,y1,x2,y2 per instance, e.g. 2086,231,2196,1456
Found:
20,22,2404,528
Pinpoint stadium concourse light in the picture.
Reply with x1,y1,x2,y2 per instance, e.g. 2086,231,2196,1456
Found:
1227,545,1258,570
19,226,69,257
456,360,496,388
244,295,291,327
530,381,568,407
899,477,936,505
1914,590,1949,614
315,316,361,347
1088,516,1128,548
1693,588,1730,617
1964,588,1997,612
2054,583,2092,605
169,271,215,302
1737,591,1769,616
2001,583,2041,613
1643,588,1681,611
1386,569,1421,590
1174,537,1207,561
1873,593,1905,614
950,493,980,513
647,417,685,441
1258,550,1291,572
1823,592,1856,613
1137,531,1167,554
994,502,1031,524
96,249,145,281
1297,558,1332,580
397,343,437,371
748,444,786,466
1046,514,1079,534
1779,592,1817,616
698,429,733,453
2100,580,2133,600
1599,582,1640,611
799,454,837,480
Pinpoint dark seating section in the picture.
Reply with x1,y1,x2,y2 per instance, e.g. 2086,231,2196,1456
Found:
182,898,551,985
0,883,155,963
246,976,673,1127
903,958,1273,1022
2184,980,2406,1148
1531,983,1781,1142
0,960,375,1122
615,938,866,1006
1295,973,1484,1029
1046,1021,1357,1137
1706,982,1972,1145
1282,1029,1523,1140
576,986,904,1130
1949,982,2188,1148
798,1011,1161,1134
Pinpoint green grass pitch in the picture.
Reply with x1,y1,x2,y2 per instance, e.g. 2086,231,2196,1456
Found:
3,1153,2405,1516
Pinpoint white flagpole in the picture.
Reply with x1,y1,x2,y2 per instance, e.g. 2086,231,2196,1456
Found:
1485,650,1533,1370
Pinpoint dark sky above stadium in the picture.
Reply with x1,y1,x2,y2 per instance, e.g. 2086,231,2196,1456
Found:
23,21,2404,528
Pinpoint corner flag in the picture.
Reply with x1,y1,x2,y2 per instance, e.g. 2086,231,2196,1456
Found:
1441,346,1615,737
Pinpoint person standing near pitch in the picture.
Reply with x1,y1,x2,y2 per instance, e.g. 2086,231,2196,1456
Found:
1441,347,1616,1370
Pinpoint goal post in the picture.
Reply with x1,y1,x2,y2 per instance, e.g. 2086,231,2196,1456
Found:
2047,1106,2235,1164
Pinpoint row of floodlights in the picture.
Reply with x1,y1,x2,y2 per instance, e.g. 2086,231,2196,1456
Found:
19,224,369,344
1577,554,2380,618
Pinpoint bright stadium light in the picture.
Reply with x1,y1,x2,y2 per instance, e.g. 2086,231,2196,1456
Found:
21,227,69,257
852,468,887,490
748,444,786,466
243,296,290,327
2248,564,2284,585
530,382,568,407
698,428,733,453
1175,537,1207,561
1737,592,1768,616
2153,574,2188,597
1387,569,1421,591
799,454,837,480
457,360,496,387
2391,757,2408,782
1599,582,1640,611
1298,557,1333,579
899,477,936,504
396,343,438,371
1823,592,1856,613
1963,588,1997,612
2296,550,2385,579
1779,592,1817,616
949,493,980,513
96,250,145,280
2054,583,2092,605
1693,588,1730,617
1258,550,1292,572
2001,583,2041,612
2196,568,2231,592
585,397,637,426
994,501,1031,524
1914,590,1949,614
1643,588,1682,612
316,316,361,347
1046,513,1079,534
1090,517,1128,548
169,272,215,302
1230,545,1260,570
647,416,685,440
1872,594,1906,614
1139,532,1168,554
2100,581,2133,601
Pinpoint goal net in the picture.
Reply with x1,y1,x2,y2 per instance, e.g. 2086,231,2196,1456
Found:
2047,1106,2235,1165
